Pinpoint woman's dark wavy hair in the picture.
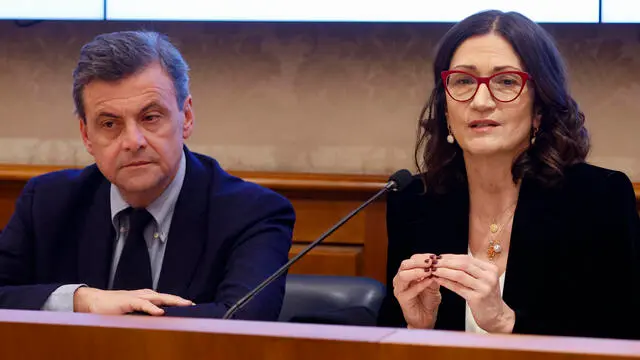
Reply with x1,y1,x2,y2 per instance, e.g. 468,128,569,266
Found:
416,10,590,193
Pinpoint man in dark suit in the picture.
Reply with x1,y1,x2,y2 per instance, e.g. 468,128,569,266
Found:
0,31,295,320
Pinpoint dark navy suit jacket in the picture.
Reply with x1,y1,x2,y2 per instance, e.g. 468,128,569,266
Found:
0,148,295,320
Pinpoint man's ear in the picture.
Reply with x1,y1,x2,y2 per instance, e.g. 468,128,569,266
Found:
181,96,194,139
79,117,93,155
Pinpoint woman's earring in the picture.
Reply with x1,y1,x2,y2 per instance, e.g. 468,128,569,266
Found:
447,123,455,144
531,127,539,145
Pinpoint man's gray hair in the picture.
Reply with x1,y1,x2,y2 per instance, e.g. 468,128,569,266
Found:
72,30,190,121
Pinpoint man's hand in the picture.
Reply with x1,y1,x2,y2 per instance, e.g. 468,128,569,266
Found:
73,287,194,316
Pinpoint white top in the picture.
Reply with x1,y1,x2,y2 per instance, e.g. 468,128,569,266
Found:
465,249,506,334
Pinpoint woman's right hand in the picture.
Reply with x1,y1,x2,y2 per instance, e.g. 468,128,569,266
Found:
392,253,442,329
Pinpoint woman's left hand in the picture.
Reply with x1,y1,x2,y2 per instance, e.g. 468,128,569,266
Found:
431,254,515,333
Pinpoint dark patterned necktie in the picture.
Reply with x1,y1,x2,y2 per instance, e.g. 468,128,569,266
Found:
112,208,154,290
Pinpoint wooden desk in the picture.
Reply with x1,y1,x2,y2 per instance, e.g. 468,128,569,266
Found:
0,310,638,359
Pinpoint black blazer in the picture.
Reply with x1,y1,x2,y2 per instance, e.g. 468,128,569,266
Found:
0,148,295,320
377,163,639,340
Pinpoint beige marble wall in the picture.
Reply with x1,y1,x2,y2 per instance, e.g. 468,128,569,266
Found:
0,21,639,179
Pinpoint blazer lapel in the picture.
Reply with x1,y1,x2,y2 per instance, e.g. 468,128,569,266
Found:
77,179,114,289
156,150,209,297
503,177,558,312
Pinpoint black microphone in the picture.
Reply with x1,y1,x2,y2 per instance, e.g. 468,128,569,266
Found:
222,169,413,320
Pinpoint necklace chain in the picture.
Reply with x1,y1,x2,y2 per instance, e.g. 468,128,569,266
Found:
474,202,517,262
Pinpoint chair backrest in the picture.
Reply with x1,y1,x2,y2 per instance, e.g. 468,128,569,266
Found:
278,274,386,326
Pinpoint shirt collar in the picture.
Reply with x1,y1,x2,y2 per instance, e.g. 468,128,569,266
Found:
110,151,186,243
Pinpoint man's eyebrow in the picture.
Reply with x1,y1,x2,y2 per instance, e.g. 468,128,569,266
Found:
95,111,119,119
139,102,166,113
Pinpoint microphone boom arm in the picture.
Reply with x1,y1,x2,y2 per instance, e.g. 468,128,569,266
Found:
222,181,396,320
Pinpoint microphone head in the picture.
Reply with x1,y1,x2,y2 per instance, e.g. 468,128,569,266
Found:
388,169,413,191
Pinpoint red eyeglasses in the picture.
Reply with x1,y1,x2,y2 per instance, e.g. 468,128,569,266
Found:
441,70,532,103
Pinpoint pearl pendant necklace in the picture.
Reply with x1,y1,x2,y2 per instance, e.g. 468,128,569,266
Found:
486,206,516,261
487,238,503,260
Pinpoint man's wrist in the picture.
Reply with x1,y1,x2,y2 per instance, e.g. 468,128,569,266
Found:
73,286,93,313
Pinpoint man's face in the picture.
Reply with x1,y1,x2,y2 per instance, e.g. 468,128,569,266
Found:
80,62,194,202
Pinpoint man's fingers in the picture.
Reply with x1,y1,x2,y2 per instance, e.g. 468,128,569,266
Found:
129,298,165,316
140,293,194,307
131,288,157,295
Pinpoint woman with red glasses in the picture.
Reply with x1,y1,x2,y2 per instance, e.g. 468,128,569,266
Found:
377,10,639,340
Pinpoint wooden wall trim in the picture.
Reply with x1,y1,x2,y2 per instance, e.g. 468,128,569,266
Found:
232,171,388,192
0,164,71,181
0,164,389,193
1,164,638,200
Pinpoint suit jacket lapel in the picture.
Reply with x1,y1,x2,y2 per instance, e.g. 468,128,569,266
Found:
156,150,209,297
503,177,557,313
77,179,114,289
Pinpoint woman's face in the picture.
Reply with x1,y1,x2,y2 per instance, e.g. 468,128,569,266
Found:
444,33,540,157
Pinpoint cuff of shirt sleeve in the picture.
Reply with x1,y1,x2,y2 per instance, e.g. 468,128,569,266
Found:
41,284,87,312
